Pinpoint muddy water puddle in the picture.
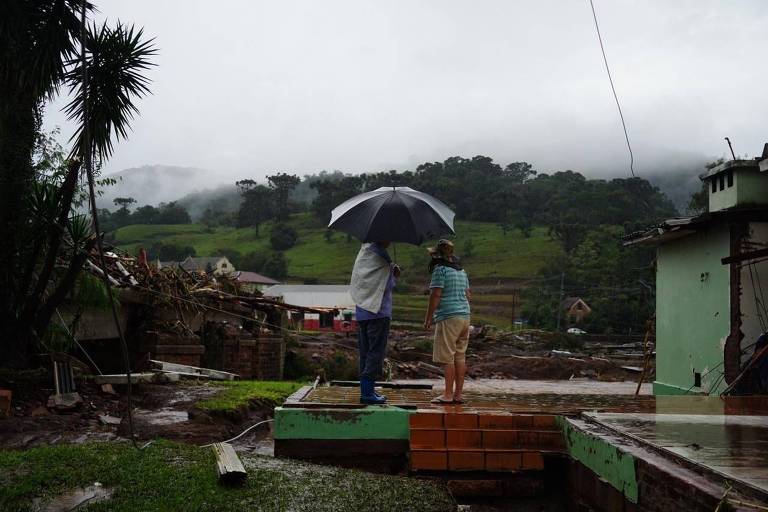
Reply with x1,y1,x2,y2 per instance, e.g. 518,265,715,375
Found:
33,483,113,511
133,408,188,426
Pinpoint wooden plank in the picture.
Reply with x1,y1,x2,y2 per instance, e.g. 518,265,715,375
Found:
722,247,768,265
283,385,314,404
212,442,246,485
329,380,433,390
149,359,238,381
93,372,179,385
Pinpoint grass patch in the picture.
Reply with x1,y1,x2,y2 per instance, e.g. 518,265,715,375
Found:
0,441,454,511
196,381,303,413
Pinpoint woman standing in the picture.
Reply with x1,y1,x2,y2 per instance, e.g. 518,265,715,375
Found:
423,239,471,404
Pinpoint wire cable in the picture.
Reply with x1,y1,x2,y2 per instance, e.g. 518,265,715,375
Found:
80,0,139,450
199,419,274,448
589,0,635,177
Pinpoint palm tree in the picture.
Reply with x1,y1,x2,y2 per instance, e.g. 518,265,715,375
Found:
0,0,156,367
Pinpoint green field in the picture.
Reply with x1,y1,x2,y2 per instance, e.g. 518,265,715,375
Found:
113,214,559,284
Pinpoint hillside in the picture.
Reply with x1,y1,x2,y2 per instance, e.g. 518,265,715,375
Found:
113,214,560,327
113,214,558,282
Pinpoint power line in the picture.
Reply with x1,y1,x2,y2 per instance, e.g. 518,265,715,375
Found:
588,0,635,177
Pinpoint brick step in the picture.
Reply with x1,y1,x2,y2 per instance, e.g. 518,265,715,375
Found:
409,411,558,430
410,428,564,450
411,448,547,472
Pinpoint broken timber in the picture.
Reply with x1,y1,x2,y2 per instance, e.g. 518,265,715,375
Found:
149,360,238,381
212,442,247,485
94,372,180,385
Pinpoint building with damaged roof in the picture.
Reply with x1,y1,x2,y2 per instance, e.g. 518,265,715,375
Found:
625,149,768,395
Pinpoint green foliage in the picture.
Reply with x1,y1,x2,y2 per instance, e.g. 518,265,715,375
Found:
262,252,288,279
235,180,273,235
0,441,454,511
147,242,196,261
270,223,298,250
267,172,301,220
196,380,303,412
462,238,474,257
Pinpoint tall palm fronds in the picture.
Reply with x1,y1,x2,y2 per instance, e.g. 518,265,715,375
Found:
0,0,156,367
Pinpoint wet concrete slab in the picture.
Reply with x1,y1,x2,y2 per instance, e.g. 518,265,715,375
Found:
304,383,768,417
586,410,768,495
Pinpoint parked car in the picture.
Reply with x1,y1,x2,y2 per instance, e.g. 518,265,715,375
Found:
567,327,587,335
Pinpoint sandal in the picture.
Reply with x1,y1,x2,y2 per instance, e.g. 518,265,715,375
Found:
453,398,465,404
430,397,454,404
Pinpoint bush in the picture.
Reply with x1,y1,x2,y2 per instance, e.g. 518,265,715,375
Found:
270,223,298,250
262,252,288,279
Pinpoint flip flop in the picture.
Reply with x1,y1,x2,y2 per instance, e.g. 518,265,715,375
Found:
430,397,454,404
453,398,465,404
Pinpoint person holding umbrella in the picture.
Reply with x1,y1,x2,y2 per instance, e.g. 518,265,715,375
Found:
423,239,471,404
328,186,457,404
350,241,401,404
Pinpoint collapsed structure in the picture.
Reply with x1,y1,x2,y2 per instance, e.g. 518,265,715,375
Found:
66,248,325,379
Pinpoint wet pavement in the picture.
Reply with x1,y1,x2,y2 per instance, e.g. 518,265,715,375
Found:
587,411,768,494
303,383,659,415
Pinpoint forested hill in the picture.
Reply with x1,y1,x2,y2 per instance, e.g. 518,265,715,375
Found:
105,155,689,334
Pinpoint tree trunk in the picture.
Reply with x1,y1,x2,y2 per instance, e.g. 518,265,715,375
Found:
0,92,39,368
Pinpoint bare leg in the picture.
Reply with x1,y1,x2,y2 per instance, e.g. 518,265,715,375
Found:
441,364,455,401
453,360,466,401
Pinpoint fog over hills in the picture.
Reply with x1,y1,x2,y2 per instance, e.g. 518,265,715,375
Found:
97,165,214,209
99,155,710,220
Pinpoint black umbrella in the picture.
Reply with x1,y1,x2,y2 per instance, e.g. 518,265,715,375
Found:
328,186,455,245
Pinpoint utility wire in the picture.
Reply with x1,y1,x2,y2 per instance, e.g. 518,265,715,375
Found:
80,0,139,450
589,0,635,177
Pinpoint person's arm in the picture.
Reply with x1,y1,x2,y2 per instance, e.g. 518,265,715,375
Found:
424,288,442,330
465,288,472,302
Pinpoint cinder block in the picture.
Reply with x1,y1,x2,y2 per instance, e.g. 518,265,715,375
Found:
513,415,534,428
478,414,516,429
532,415,557,429
517,431,540,447
521,452,544,470
483,430,519,449
485,452,522,472
411,450,447,471
445,413,478,429
446,429,482,449
409,412,444,429
448,451,485,471
538,431,565,450
410,429,445,449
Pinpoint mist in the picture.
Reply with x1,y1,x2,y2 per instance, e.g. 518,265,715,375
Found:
44,0,768,195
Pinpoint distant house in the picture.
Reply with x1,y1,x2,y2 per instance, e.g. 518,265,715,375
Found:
234,271,281,294
262,284,356,333
562,297,591,325
180,256,234,276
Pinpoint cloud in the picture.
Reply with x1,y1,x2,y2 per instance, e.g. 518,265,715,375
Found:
43,0,768,184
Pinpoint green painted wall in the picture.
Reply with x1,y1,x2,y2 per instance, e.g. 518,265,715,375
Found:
655,225,730,395
273,406,411,440
709,168,768,212
560,418,638,503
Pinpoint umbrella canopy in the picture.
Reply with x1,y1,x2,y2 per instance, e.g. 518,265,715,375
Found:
328,186,455,245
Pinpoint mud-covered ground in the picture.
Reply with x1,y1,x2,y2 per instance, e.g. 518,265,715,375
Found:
0,374,273,451
290,327,653,383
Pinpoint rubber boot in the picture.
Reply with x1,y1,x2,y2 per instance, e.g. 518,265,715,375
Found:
360,378,386,405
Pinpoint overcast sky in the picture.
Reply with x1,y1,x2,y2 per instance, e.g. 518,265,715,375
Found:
44,0,768,182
